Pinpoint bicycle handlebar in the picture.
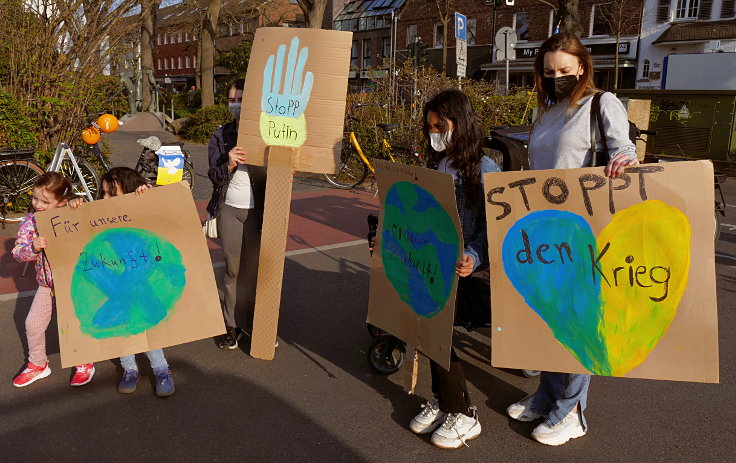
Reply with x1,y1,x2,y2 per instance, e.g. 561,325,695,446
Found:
639,129,657,136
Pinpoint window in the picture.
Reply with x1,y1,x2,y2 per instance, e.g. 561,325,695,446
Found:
376,15,384,29
163,32,168,45
178,31,183,42
351,40,360,69
467,18,477,45
642,59,650,78
170,57,175,69
362,39,371,68
178,56,182,69
185,32,189,42
157,33,161,45
675,0,700,19
239,23,244,34
157,58,162,70
185,56,190,68
434,22,444,49
164,58,169,70
382,37,391,58
590,3,612,36
407,24,417,46
193,33,197,41
367,17,375,30
359,17,366,31
514,12,530,41
193,56,197,68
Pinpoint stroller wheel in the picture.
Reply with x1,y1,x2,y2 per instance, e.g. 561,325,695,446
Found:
366,323,385,338
522,369,541,378
367,336,405,375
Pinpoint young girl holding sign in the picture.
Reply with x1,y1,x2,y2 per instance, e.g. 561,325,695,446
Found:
407,89,501,449
505,33,637,446
70,167,175,397
12,172,96,387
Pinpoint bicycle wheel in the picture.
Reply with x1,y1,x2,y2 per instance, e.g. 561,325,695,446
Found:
135,156,158,186
58,158,100,200
182,160,195,190
323,145,369,189
0,160,45,224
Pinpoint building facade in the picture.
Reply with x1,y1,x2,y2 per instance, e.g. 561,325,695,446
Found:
637,0,736,90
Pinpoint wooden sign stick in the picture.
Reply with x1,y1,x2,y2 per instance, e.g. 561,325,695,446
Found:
250,145,300,360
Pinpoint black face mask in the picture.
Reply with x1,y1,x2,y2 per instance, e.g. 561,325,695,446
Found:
542,75,579,102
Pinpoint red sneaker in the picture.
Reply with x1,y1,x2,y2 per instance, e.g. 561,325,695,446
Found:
71,363,95,386
13,362,51,387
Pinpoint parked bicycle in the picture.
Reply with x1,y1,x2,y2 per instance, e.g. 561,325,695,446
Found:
0,148,45,225
324,104,424,189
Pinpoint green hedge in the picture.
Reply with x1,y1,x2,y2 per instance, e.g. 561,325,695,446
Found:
179,104,233,144
0,89,38,149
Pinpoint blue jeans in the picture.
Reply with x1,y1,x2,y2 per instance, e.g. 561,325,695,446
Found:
120,349,169,374
531,373,590,429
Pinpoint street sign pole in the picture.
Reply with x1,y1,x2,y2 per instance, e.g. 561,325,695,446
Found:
505,32,510,95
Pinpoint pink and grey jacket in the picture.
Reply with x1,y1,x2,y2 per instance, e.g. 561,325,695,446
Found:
12,213,53,288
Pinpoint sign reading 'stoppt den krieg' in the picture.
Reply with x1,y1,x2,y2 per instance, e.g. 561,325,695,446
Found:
368,160,462,370
485,161,719,383
36,182,225,367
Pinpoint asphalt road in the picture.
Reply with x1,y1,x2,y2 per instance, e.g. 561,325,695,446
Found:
0,129,734,461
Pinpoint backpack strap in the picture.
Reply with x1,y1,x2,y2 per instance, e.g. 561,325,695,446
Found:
589,91,609,167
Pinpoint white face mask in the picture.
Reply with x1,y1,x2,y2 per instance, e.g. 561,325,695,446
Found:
429,130,452,152
228,102,241,120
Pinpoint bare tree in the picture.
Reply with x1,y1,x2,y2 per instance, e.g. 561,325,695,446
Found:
1,0,140,150
557,0,583,36
140,0,162,111
296,0,328,28
597,0,643,91
200,0,223,107
413,0,473,78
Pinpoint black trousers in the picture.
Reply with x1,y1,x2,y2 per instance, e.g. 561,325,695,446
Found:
430,347,470,414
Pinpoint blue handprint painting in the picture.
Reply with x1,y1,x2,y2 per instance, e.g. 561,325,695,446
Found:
260,36,313,147
236,28,353,174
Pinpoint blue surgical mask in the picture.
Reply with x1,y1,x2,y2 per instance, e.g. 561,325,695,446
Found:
228,102,241,120
429,130,452,152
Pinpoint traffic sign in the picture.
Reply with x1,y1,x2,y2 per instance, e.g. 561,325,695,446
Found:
455,12,467,41
456,39,467,78
494,26,517,51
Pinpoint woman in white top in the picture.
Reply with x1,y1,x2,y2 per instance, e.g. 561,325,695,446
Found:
506,32,638,446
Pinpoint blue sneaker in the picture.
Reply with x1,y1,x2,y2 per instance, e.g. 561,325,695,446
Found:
117,369,139,394
155,369,175,397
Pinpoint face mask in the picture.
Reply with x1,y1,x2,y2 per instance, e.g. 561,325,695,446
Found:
429,130,452,152
228,102,241,120
542,75,579,102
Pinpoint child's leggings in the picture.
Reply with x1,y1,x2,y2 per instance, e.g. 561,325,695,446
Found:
120,350,169,374
26,286,53,366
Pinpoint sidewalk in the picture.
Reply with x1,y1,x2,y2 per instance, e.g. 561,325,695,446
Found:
0,187,379,298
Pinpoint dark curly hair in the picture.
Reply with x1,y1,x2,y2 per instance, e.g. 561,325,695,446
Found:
422,89,484,210
100,167,147,197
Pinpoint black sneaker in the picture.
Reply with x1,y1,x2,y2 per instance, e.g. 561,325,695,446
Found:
216,326,242,350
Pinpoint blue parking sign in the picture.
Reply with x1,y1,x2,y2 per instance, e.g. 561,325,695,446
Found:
455,12,467,41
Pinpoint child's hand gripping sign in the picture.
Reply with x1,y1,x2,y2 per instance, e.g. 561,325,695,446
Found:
260,37,314,148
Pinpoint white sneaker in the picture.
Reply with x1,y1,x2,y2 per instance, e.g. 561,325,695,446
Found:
409,398,447,434
532,410,586,446
430,408,482,449
507,395,544,422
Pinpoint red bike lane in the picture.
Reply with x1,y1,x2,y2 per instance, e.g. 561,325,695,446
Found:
0,188,379,297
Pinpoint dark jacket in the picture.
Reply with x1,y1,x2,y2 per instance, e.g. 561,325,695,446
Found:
206,120,267,226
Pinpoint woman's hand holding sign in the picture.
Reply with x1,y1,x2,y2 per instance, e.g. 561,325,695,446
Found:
260,36,314,147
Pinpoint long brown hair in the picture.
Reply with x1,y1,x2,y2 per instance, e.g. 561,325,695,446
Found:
100,167,146,197
34,172,72,202
534,33,597,114
422,89,484,210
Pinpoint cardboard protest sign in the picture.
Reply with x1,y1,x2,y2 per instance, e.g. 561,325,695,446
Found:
235,27,352,360
367,159,462,370
237,27,352,174
36,182,225,367
484,161,719,382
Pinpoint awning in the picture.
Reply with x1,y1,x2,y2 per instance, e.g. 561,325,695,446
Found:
653,19,736,44
480,58,637,72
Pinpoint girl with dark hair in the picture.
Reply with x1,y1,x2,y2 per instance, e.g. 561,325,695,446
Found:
12,172,96,388
70,167,175,397
408,89,500,449
506,33,637,446
207,78,267,349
